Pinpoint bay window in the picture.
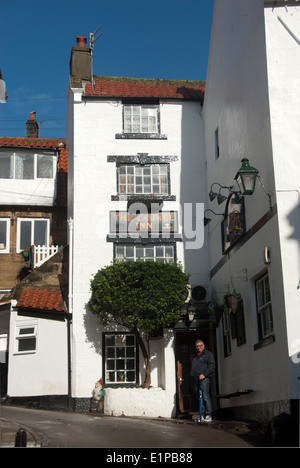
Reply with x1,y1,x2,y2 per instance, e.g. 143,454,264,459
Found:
0,151,55,180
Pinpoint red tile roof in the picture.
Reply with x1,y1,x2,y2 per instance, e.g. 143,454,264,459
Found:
57,143,68,207
16,289,66,313
85,77,205,100
0,137,68,206
0,136,65,149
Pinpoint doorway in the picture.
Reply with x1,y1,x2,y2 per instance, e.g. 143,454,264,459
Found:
175,330,211,415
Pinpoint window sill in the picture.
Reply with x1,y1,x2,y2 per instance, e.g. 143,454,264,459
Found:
254,334,275,350
104,383,139,388
107,234,181,243
13,351,36,356
111,194,176,201
115,133,167,140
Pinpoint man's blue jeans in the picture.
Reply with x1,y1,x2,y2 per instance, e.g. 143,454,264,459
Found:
195,377,212,416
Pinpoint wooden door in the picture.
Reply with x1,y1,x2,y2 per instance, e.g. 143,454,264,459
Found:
176,360,184,413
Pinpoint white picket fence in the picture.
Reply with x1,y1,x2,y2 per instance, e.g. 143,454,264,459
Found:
32,245,64,269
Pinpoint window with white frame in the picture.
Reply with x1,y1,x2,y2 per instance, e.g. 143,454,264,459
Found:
17,218,49,252
115,244,175,263
0,151,55,180
256,272,273,340
15,322,37,354
104,334,137,385
0,218,10,253
123,104,159,134
118,164,169,195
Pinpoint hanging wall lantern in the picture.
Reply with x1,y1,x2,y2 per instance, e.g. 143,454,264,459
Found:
234,158,259,195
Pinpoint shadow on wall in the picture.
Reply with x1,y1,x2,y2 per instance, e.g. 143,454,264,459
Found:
180,100,210,287
286,197,300,289
82,300,174,387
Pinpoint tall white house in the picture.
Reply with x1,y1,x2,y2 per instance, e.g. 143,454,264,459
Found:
203,0,300,425
2,1,299,438
66,37,211,416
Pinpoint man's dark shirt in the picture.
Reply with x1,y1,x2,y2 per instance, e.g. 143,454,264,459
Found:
190,348,215,380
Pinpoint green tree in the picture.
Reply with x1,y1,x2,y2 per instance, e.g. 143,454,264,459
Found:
88,260,189,388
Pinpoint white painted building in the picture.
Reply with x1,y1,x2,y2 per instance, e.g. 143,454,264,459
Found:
203,0,300,424
66,38,211,416
0,118,69,404
8,299,69,398
3,1,299,433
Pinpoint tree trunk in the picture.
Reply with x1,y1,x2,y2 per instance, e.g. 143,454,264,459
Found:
133,329,151,389
142,355,151,389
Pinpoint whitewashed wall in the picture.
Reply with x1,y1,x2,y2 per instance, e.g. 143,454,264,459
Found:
203,0,300,418
264,5,300,387
67,86,209,415
7,304,69,396
0,177,57,206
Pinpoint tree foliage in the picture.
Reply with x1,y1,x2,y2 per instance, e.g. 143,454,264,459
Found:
88,260,189,388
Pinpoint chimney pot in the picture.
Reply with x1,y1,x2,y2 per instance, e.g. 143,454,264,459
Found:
76,36,87,47
26,112,39,138
70,36,91,81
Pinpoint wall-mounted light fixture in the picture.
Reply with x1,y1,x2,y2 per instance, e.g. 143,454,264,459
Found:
234,158,271,208
185,303,196,326
209,182,241,207
217,186,232,205
204,209,224,226
234,158,259,195
209,182,233,203
208,158,271,212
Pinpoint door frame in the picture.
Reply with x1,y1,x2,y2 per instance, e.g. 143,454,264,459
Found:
174,328,216,416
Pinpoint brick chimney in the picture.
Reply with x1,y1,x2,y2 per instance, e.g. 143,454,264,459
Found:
26,112,39,138
69,36,92,82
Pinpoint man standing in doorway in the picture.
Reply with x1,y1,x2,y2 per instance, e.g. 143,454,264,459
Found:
190,339,215,421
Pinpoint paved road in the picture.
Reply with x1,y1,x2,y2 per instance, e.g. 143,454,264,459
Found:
1,405,255,449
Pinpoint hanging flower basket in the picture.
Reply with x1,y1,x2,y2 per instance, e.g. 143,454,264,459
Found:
224,291,241,313
208,302,224,329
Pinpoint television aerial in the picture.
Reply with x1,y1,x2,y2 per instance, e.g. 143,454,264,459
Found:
90,25,102,51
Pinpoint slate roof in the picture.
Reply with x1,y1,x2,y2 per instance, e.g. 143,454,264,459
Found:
84,76,205,101
0,136,68,206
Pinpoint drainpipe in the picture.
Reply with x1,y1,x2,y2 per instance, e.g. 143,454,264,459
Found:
68,218,74,316
67,218,74,409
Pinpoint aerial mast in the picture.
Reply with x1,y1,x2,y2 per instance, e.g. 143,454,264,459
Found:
89,25,103,90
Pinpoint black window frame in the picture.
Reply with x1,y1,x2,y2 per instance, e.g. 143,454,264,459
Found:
103,332,139,387
116,162,171,197
113,242,177,264
254,271,275,349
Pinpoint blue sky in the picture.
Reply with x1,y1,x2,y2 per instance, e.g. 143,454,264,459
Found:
0,0,214,139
